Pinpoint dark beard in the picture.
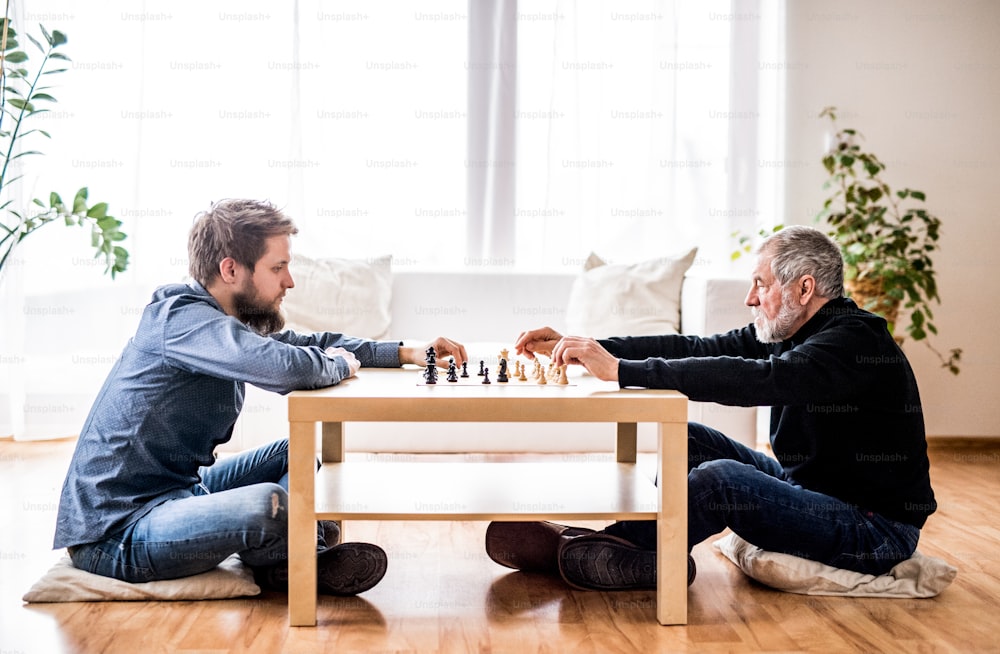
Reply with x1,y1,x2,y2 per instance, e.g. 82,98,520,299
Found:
233,289,286,335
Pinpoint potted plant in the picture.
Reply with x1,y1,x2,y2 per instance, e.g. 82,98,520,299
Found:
0,12,128,280
817,106,961,374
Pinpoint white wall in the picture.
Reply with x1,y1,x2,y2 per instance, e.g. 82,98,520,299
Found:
782,0,999,438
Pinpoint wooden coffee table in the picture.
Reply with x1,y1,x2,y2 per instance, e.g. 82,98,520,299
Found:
287,367,688,626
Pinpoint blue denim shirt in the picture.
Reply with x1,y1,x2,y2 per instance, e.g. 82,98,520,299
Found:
53,281,401,549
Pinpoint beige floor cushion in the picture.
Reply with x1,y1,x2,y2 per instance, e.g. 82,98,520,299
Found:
714,532,957,598
23,554,260,602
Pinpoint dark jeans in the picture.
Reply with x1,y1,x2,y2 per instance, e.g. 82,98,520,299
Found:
69,439,294,583
604,422,920,576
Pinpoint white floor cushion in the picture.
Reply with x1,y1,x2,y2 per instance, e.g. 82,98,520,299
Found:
23,554,260,602
714,532,957,598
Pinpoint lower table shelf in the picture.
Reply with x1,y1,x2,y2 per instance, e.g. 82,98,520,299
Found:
314,461,660,521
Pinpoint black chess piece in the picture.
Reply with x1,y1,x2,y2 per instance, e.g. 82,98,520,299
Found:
496,358,508,383
424,361,438,384
481,367,491,384
446,359,459,382
477,360,485,376
460,361,469,378
425,346,437,365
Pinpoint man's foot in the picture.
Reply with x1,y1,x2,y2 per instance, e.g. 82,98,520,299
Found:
316,542,388,595
254,542,388,596
485,521,596,574
557,533,696,591
317,520,341,552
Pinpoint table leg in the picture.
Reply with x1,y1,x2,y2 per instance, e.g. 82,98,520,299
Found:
289,420,318,626
656,420,688,625
615,422,638,463
321,421,344,463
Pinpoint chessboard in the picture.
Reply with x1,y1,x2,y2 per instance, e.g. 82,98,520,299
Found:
416,347,574,386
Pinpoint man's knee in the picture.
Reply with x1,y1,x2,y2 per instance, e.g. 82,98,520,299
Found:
245,483,288,530
689,458,754,495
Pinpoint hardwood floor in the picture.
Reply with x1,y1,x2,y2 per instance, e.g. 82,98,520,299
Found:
1,438,998,653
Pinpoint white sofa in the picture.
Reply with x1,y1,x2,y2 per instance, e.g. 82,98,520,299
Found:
233,270,758,453
7,270,758,450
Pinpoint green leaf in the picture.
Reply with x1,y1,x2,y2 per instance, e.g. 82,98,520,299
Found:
51,31,68,47
87,203,108,219
25,33,42,52
11,149,44,161
29,92,57,103
910,190,926,201
6,97,34,111
96,216,119,230
4,50,28,63
73,190,88,214
49,192,63,208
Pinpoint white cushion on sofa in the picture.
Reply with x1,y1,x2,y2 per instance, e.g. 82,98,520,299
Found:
565,248,698,338
283,253,392,339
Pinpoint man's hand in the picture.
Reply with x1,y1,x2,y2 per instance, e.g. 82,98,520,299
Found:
325,346,361,378
551,336,620,382
399,337,468,368
513,326,563,360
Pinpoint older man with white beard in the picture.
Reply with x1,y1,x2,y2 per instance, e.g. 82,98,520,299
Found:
486,225,936,593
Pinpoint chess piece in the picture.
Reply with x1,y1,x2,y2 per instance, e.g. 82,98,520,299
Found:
460,361,469,378
497,358,509,383
518,364,528,382
537,368,547,385
477,360,486,377
426,346,437,365
557,365,569,385
482,367,491,384
447,359,459,382
424,361,438,384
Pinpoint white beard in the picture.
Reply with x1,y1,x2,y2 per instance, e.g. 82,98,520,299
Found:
753,289,801,343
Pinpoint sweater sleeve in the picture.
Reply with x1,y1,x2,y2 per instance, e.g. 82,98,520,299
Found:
611,321,883,408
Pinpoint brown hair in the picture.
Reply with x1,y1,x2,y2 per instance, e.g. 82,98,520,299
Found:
187,199,299,286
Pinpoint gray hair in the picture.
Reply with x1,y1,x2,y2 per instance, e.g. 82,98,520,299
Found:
757,225,844,299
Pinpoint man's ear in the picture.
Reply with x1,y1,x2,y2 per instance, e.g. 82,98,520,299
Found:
798,275,816,305
218,257,239,284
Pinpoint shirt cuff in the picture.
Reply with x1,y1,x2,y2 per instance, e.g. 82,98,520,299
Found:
617,360,650,389
372,341,404,368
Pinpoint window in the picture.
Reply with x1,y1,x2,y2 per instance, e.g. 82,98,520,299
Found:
10,0,779,289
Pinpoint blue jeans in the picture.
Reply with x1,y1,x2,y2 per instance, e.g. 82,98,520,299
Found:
604,422,920,576
69,439,296,582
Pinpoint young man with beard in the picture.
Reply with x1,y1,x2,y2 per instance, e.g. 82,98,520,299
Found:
486,225,936,592
54,199,467,596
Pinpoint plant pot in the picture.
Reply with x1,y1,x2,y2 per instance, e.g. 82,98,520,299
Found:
845,277,900,330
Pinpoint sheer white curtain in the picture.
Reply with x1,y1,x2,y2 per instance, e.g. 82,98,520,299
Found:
1,0,781,439
512,0,768,273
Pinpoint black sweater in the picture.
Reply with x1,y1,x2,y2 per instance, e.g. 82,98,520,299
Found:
605,297,936,528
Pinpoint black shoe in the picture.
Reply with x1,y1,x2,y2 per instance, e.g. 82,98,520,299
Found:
316,542,388,596
486,521,596,574
557,533,696,591
254,542,388,596
317,520,341,552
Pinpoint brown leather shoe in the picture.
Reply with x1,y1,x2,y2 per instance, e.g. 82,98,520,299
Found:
485,521,596,574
